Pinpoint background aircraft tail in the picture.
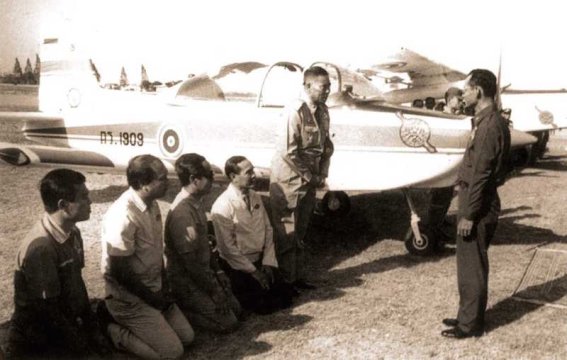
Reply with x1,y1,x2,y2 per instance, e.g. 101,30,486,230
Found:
39,37,100,113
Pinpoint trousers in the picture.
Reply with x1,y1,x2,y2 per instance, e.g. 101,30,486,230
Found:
106,297,194,359
456,188,500,333
269,182,316,283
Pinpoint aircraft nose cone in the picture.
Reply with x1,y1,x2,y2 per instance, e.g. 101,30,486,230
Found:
510,129,538,149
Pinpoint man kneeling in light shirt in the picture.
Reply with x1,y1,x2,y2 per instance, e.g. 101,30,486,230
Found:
211,156,294,315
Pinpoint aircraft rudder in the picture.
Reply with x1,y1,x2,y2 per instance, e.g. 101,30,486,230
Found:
38,37,99,113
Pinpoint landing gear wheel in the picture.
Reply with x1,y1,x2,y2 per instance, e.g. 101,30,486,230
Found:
404,225,437,256
321,191,351,218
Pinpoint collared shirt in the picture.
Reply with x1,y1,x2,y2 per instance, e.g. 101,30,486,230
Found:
164,187,212,294
14,213,88,318
211,184,277,273
101,188,164,301
457,105,511,220
270,90,334,185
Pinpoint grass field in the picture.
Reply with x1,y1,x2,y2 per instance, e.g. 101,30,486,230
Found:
1,105,567,359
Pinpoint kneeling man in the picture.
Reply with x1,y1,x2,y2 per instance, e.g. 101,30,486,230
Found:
211,156,294,315
6,169,110,358
101,155,194,359
165,153,241,333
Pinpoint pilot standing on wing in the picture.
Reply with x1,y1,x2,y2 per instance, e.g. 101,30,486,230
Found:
441,69,510,339
269,66,334,291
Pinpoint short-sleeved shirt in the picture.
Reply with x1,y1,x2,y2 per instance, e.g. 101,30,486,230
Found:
211,184,277,273
14,213,89,318
101,188,164,301
164,188,210,294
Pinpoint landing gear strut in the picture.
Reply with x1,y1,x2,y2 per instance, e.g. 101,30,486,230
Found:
402,187,454,256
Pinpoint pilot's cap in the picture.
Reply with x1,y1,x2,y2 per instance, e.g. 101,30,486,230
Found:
445,87,463,102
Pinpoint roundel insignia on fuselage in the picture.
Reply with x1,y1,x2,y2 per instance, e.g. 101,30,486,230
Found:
158,124,184,158
535,106,555,126
396,112,437,153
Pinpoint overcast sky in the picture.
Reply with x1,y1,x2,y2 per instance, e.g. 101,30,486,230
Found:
1,0,566,88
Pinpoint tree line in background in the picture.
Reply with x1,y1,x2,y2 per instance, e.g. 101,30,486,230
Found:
0,55,41,85
1,55,183,90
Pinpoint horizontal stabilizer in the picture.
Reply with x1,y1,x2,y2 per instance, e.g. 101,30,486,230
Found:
0,142,118,170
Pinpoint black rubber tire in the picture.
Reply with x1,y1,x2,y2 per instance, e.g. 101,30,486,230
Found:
404,225,437,256
320,191,351,218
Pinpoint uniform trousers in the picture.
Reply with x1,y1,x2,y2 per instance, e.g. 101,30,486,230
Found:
269,182,316,284
106,296,194,360
456,187,500,333
174,282,241,333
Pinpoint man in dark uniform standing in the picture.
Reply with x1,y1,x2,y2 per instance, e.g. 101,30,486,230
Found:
441,69,511,339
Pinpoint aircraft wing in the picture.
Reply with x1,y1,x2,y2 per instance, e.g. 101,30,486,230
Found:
372,48,467,87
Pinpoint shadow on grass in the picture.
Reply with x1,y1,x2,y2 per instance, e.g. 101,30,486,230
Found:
486,273,567,333
509,170,558,179
529,154,567,172
184,311,313,360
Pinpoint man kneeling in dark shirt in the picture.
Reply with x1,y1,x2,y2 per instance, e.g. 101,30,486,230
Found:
5,169,110,358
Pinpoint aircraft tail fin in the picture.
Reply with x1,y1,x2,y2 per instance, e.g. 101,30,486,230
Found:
495,50,503,111
39,37,100,113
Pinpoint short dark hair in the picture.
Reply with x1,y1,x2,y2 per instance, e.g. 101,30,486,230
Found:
175,153,207,186
127,154,164,190
412,99,424,108
303,66,329,85
468,69,497,99
40,168,86,213
225,155,247,179
425,97,436,109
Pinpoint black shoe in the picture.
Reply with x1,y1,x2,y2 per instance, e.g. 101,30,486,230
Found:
441,327,483,339
293,279,317,290
442,318,459,327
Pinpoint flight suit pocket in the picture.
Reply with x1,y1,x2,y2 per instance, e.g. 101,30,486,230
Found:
302,126,320,147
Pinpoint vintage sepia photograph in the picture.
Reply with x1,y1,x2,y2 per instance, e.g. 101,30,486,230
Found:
1,0,566,358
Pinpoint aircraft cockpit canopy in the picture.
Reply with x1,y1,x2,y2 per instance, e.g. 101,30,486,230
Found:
172,61,385,107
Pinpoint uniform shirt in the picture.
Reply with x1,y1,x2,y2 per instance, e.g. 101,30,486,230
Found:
14,213,89,318
457,105,511,220
270,91,334,185
211,184,277,273
101,188,164,301
164,188,215,295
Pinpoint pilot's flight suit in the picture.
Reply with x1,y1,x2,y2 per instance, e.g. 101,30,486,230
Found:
455,105,510,333
269,96,334,284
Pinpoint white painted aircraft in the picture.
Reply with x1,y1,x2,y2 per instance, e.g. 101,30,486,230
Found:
0,38,536,254
368,48,567,162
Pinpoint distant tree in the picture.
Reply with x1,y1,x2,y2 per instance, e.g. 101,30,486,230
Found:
33,54,40,84
23,58,34,84
141,64,149,83
119,66,129,88
140,64,155,92
89,59,101,83
12,58,22,84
